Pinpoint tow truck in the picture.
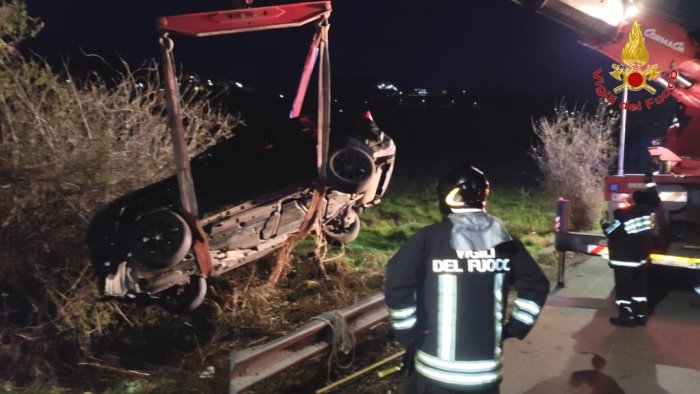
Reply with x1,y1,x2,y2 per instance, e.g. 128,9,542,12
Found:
510,0,700,285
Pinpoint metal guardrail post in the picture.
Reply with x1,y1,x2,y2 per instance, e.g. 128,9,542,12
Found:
555,198,570,288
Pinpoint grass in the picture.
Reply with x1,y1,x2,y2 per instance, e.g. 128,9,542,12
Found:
0,176,559,394
345,177,557,268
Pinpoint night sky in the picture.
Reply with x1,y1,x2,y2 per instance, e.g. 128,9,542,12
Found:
23,0,616,101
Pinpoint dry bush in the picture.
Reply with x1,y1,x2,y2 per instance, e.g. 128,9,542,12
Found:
531,101,618,230
0,1,239,385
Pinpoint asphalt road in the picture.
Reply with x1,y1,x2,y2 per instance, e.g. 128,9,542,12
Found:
501,256,700,394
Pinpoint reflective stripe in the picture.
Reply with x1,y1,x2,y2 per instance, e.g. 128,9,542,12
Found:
659,191,687,202
514,298,541,316
415,360,501,386
610,260,646,267
650,253,700,269
391,317,416,330
388,306,416,319
624,216,652,234
512,311,535,325
494,273,504,358
451,208,485,213
604,220,621,235
388,305,417,330
614,300,633,314
416,350,500,373
438,274,457,360
631,297,647,302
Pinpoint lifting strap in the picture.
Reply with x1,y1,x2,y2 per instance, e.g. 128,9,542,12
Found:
297,16,331,236
160,32,213,277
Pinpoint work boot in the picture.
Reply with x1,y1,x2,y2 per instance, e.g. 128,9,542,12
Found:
632,300,648,326
610,304,637,327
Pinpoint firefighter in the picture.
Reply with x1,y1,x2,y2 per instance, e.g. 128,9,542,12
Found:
384,164,550,394
600,173,660,327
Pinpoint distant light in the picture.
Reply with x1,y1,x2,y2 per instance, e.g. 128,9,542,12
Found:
207,79,213,86
415,88,428,96
473,101,478,106
625,5,640,19
462,90,467,94
421,99,426,103
339,109,344,113
279,93,285,99
65,79,72,83
235,82,243,88
377,82,398,91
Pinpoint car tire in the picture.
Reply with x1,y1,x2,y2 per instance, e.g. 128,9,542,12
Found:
159,275,208,314
328,138,376,194
323,209,361,245
128,210,192,269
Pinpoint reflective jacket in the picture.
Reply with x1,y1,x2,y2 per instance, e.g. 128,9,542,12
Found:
602,182,660,268
384,211,550,391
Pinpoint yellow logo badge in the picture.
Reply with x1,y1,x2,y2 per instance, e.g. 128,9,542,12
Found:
609,19,659,94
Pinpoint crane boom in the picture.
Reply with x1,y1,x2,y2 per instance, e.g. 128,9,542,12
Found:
513,0,700,163
514,0,700,271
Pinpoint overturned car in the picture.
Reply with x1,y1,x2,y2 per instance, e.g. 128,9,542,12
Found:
86,113,395,311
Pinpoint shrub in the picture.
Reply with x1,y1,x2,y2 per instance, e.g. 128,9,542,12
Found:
531,101,618,230
0,0,239,385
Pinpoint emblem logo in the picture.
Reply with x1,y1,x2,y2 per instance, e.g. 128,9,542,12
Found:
592,19,676,112
610,19,659,95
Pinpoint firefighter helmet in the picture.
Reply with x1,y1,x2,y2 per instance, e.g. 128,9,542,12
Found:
437,164,490,214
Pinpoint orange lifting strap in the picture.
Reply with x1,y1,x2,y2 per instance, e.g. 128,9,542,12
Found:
157,2,333,277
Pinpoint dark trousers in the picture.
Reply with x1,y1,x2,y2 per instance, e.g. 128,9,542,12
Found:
404,372,500,394
613,264,648,316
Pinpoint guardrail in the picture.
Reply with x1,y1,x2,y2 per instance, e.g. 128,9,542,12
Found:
229,293,389,393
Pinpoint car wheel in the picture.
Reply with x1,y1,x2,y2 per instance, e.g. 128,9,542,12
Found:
328,138,376,194
128,210,192,269
159,275,208,314
323,209,361,244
